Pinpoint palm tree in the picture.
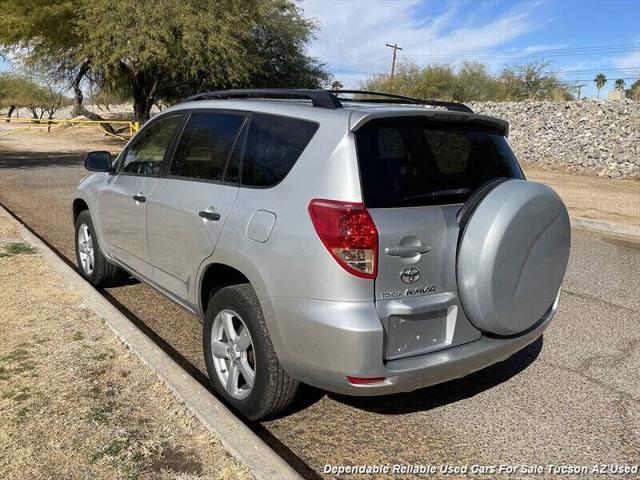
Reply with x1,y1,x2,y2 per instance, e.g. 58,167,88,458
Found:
330,80,344,91
614,78,625,91
594,73,607,99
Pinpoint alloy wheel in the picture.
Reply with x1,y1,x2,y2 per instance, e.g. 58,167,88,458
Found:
77,224,95,275
210,309,256,400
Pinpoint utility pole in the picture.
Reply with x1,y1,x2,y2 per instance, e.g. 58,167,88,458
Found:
575,84,586,100
386,43,403,79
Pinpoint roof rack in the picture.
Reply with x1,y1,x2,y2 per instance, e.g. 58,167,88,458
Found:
326,90,474,113
182,88,473,113
182,88,342,109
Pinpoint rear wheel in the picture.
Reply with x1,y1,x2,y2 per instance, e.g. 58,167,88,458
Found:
203,284,298,420
74,210,123,287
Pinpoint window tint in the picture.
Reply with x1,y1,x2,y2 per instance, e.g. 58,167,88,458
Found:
119,115,181,176
170,113,246,181
241,114,318,187
355,117,523,208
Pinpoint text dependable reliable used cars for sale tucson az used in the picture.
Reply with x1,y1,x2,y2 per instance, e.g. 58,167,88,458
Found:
72,89,571,420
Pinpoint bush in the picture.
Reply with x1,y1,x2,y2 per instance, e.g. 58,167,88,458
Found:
360,60,575,102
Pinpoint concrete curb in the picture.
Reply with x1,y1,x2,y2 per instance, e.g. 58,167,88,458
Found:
0,205,301,480
571,216,640,241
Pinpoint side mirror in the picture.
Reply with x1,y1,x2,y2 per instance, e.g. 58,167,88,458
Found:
85,151,113,172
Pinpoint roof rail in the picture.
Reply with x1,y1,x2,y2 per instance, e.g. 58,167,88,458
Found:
326,90,474,113
182,88,342,110
181,88,473,113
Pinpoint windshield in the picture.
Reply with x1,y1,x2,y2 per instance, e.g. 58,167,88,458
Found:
355,117,523,208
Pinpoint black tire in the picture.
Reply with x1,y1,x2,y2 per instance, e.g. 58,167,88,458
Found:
74,210,123,287
203,284,298,420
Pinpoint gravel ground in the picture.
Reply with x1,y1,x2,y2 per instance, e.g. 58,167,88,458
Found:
0,130,638,479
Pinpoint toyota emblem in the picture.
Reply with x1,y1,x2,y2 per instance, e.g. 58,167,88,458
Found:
400,268,421,284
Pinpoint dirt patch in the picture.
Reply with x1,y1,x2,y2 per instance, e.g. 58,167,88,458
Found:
525,166,640,227
0,124,125,155
0,218,250,480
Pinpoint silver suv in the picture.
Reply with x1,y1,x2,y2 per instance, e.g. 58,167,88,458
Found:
73,89,571,420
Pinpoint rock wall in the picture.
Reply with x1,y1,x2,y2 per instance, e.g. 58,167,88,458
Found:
468,100,640,178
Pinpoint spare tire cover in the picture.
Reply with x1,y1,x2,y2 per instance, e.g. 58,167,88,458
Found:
457,179,570,336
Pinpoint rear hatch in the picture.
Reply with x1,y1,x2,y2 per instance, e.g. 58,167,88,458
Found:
354,116,524,360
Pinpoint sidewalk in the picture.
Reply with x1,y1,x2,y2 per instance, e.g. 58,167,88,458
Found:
526,166,640,239
0,216,250,479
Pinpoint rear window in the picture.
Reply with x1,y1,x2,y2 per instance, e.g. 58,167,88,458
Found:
241,114,318,187
355,117,523,208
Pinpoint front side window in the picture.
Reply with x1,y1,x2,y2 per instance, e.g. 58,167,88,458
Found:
241,114,318,187
169,113,246,181
119,114,182,176
355,117,523,208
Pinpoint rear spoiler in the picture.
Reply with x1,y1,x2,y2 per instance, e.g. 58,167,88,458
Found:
350,111,509,136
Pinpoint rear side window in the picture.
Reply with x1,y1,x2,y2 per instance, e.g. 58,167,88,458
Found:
170,113,246,181
355,117,523,208
241,114,318,187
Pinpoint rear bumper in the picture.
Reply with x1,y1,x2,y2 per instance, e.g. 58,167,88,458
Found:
262,293,557,396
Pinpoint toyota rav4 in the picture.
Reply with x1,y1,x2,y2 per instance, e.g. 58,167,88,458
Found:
73,89,571,420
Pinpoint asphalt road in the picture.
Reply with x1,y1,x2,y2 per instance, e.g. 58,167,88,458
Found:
1,147,638,479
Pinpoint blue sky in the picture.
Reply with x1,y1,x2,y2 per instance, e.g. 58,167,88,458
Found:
301,0,640,97
2,0,638,98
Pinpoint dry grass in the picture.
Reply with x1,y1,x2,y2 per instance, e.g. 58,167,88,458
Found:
0,218,21,239
0,220,252,480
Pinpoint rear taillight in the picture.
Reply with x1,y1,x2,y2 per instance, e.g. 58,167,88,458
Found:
308,199,378,279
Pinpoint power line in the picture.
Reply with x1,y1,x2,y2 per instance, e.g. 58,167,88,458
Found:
546,67,640,75
331,62,640,80
401,49,638,61
400,43,639,61
402,42,639,56
554,77,638,83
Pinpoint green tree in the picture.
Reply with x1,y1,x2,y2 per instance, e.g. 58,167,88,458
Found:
242,0,329,90
499,60,572,100
1,0,328,124
614,78,625,91
0,0,117,130
594,73,607,99
360,59,572,102
0,74,36,119
361,61,458,100
330,80,344,90
0,73,68,123
454,61,502,101
77,0,257,122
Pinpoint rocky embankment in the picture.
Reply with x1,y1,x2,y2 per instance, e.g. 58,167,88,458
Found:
469,100,639,178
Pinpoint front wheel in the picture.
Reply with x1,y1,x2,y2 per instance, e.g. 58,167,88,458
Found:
74,210,123,287
203,284,298,420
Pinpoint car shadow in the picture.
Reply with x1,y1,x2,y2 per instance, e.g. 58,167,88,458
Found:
327,336,544,415
0,151,86,169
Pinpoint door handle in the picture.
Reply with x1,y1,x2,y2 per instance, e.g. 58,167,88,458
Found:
384,244,431,257
199,210,221,221
132,194,146,203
